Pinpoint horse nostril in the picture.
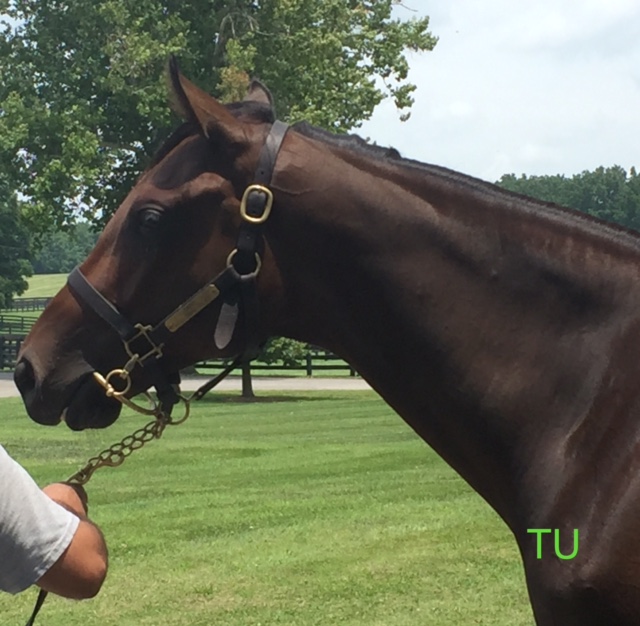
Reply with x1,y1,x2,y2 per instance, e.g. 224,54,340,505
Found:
14,357,36,397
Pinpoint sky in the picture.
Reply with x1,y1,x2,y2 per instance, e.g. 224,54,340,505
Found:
360,0,640,183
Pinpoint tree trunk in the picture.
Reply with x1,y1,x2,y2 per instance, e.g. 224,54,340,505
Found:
241,361,255,399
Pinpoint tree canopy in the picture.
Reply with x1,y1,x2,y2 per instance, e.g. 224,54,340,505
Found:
0,174,31,308
30,222,98,274
0,0,437,233
497,166,640,231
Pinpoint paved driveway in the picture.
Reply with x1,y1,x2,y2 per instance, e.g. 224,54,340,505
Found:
0,372,370,398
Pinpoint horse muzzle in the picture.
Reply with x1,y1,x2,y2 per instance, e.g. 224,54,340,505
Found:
14,355,122,430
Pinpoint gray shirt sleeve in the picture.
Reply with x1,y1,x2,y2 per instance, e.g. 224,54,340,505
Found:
0,444,79,594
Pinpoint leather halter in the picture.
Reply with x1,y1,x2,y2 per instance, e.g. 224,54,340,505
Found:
65,120,289,417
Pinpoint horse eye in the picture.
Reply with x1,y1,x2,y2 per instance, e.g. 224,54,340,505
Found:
136,206,163,236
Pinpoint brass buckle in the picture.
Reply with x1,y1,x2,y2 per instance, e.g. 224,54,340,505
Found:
124,323,164,365
93,369,190,419
226,249,262,278
93,368,132,398
240,184,273,224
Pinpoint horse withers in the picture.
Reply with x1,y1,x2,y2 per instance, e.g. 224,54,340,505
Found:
15,63,640,624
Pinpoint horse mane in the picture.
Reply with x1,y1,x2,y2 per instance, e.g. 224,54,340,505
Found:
148,114,640,252
292,120,551,205
291,120,545,203
292,121,640,248
292,121,403,161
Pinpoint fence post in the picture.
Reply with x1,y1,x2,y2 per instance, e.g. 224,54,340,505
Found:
0,336,4,370
306,353,312,377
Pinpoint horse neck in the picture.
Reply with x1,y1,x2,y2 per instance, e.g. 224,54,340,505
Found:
267,132,640,528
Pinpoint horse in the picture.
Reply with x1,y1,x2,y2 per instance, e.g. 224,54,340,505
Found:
13,60,640,624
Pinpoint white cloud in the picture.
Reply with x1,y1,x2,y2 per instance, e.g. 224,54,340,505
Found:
360,1,640,181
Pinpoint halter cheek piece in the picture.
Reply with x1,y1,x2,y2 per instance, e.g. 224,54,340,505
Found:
65,120,289,418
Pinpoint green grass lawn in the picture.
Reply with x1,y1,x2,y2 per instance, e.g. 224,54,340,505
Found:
195,364,358,378
0,392,532,625
21,273,67,298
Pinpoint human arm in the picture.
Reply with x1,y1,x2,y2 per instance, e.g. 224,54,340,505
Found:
36,483,108,599
0,446,107,598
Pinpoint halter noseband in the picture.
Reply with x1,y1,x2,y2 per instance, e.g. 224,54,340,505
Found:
66,120,290,417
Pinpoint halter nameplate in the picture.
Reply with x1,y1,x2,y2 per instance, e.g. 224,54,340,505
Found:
165,284,221,332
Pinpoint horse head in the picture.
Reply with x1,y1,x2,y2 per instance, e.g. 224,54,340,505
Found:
14,61,288,430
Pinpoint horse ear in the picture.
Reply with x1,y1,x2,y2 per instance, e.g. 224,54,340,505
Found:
168,56,243,143
244,79,274,107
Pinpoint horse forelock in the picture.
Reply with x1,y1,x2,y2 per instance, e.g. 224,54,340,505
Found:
149,122,199,169
225,100,275,124
150,133,215,190
148,99,275,190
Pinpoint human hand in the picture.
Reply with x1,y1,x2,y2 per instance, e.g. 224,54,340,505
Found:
42,482,89,517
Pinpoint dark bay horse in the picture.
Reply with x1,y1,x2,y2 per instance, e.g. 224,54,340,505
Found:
14,63,640,624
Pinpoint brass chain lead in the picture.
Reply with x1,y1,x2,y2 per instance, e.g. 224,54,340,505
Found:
25,401,187,626
66,415,170,485
65,369,192,486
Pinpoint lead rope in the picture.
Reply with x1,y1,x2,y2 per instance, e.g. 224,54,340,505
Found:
25,358,241,625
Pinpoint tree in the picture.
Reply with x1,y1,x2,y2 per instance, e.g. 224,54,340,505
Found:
1,0,437,234
30,222,98,274
258,337,309,367
0,175,31,308
235,339,310,399
497,166,640,231
497,172,576,208
570,166,640,229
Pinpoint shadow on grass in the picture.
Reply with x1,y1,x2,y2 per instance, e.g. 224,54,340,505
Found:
191,393,340,405
141,391,351,408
